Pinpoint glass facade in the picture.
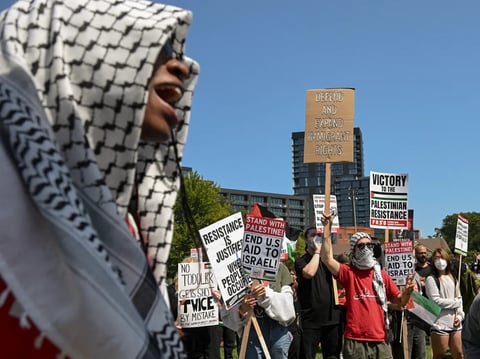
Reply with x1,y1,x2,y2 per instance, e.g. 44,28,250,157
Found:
291,128,369,228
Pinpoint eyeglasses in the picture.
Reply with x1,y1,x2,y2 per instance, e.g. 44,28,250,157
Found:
356,243,375,250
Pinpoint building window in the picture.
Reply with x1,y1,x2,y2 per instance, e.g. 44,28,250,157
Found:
231,194,247,202
271,198,286,206
251,195,266,204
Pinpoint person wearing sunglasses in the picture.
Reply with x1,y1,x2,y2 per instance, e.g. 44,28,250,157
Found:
320,215,415,359
0,0,199,357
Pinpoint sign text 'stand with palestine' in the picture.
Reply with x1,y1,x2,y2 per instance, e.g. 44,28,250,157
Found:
304,88,355,163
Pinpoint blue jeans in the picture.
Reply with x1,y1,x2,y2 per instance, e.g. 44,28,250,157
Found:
245,316,292,359
408,321,427,359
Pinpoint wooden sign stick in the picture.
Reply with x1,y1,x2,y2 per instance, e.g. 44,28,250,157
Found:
324,163,339,304
251,315,271,359
238,309,252,359
238,280,271,359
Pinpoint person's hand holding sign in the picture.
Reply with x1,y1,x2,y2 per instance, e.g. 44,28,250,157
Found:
399,272,415,308
250,282,266,300
238,282,266,317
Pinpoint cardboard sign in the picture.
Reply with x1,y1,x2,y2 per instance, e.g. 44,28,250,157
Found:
177,262,219,328
242,215,286,281
454,215,469,256
384,240,414,285
370,171,409,229
199,212,250,309
304,88,355,163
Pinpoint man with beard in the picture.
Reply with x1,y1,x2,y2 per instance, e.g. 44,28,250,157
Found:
320,215,415,359
414,245,433,296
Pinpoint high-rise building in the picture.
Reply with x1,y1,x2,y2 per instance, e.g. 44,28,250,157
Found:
292,128,370,228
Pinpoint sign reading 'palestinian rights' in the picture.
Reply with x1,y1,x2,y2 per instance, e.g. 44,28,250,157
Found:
199,212,250,309
454,215,469,256
370,171,409,229
242,215,286,281
177,262,218,328
304,88,355,163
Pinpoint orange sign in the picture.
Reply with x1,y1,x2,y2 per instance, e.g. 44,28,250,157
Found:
304,88,355,163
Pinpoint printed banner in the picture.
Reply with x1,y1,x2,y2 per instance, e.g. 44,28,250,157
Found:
177,262,219,328
454,215,469,256
370,171,409,229
242,215,286,281
384,240,414,285
199,212,250,309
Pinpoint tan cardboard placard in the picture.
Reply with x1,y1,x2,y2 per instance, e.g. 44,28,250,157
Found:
304,88,355,163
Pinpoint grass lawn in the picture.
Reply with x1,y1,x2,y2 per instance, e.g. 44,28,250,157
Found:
220,340,444,359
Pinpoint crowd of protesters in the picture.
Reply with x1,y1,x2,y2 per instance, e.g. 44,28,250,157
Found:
164,214,479,359
1,1,480,358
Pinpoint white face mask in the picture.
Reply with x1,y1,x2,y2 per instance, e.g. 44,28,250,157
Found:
434,258,447,271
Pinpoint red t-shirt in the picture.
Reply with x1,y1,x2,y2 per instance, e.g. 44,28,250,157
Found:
0,277,63,358
337,263,400,342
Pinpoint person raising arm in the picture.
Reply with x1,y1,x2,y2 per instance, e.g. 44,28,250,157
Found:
320,214,414,359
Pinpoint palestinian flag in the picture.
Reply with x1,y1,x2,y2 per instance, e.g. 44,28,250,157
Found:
407,291,441,326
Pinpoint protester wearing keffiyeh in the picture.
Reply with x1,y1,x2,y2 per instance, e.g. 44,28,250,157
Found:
319,215,415,359
0,0,199,357
349,232,388,319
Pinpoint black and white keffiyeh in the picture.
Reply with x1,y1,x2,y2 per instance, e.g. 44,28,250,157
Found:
350,232,388,321
0,0,198,357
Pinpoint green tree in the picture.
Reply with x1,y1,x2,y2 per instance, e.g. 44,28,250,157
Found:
168,171,232,279
435,212,480,262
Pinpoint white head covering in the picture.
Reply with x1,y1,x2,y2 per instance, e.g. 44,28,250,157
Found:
0,0,198,357
349,232,388,328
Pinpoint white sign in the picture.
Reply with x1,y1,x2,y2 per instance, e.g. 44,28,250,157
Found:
242,215,286,281
313,194,340,233
199,212,250,309
190,247,203,262
177,262,218,328
454,215,469,256
370,171,409,229
384,240,414,285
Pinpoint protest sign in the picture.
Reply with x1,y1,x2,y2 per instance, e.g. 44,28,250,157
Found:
313,194,340,233
190,247,203,262
304,88,355,163
454,215,469,256
384,240,414,285
199,212,250,309
370,171,409,229
242,214,286,281
177,262,218,328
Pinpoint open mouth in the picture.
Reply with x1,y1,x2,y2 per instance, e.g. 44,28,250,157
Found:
155,85,184,105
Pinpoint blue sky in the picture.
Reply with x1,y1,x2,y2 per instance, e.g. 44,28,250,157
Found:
172,0,480,238
2,0,479,238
